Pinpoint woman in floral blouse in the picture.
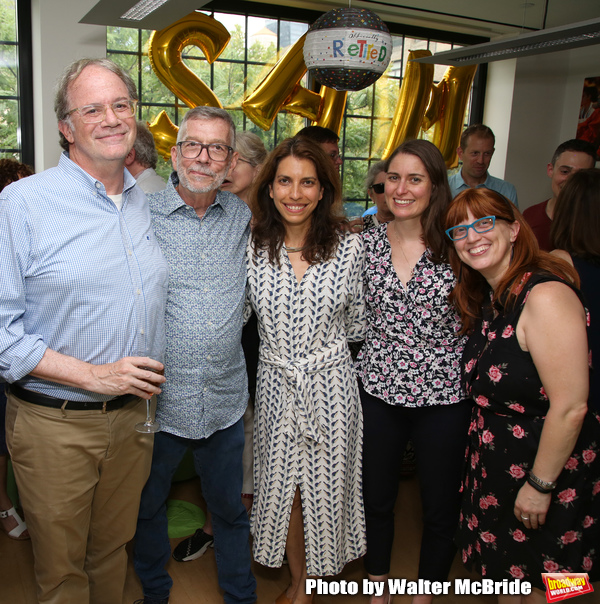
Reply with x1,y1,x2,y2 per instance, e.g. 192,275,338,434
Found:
356,140,471,604
445,188,600,600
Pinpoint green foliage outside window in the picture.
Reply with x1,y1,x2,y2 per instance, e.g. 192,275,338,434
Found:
0,0,20,160
107,13,466,212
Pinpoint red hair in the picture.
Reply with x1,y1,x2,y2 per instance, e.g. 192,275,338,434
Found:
444,188,578,333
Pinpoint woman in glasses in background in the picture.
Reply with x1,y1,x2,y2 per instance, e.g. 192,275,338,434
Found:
445,188,600,599
356,139,470,604
221,131,267,206
362,161,394,231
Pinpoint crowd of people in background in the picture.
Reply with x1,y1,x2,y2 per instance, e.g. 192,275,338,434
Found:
0,57,599,604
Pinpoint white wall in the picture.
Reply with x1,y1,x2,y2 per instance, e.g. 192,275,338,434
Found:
32,0,106,171
499,47,599,211
484,59,516,179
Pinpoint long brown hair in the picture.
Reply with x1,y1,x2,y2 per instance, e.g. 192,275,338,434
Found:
551,168,600,262
384,139,452,262
444,188,578,333
250,137,345,266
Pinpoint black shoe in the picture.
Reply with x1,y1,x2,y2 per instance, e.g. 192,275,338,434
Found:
133,598,169,604
172,528,215,562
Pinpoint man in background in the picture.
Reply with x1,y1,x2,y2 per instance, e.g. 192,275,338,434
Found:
125,120,166,193
523,138,596,251
296,125,343,172
449,124,519,207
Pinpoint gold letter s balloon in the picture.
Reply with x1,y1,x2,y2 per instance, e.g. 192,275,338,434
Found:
147,12,231,157
381,50,433,159
148,12,230,108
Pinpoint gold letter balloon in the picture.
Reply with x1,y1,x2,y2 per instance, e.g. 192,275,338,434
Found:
147,11,478,166
147,12,230,157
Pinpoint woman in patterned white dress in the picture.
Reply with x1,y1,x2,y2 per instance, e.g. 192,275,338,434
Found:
246,137,366,604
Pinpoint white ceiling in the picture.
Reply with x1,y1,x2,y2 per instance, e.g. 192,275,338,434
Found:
81,0,600,40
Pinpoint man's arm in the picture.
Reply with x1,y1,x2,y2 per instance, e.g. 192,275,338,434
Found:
31,349,165,398
0,188,165,398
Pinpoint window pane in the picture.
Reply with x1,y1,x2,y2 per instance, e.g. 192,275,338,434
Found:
247,18,278,63
371,118,392,157
275,111,304,140
214,61,245,108
0,1,20,159
214,14,246,61
0,98,19,151
183,51,211,88
246,63,272,94
280,21,308,49
346,87,372,117
229,108,245,133
107,27,139,53
374,76,400,120
344,117,372,159
0,1,17,43
0,44,17,96
111,53,139,86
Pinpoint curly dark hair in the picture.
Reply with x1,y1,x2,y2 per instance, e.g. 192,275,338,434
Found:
384,139,452,263
250,137,345,266
0,158,34,191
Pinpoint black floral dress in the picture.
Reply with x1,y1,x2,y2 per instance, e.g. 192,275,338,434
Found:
458,272,600,588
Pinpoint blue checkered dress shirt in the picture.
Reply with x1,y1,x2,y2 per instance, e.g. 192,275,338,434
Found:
0,152,168,401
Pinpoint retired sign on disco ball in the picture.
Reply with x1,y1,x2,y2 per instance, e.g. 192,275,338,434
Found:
303,8,392,92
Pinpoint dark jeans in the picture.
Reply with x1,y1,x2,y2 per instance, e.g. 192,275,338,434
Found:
360,381,471,580
133,418,256,603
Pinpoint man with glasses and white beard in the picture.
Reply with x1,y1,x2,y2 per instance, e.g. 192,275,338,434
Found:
132,106,256,604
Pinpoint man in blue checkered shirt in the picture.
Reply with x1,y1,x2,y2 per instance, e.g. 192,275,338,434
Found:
0,58,168,604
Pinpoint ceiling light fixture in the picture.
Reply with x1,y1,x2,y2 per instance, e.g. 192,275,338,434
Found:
120,0,170,21
413,17,600,65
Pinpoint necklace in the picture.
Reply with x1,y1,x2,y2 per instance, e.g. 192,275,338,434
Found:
392,223,415,279
284,244,305,253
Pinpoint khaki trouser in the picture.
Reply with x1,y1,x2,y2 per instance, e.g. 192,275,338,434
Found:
6,393,153,604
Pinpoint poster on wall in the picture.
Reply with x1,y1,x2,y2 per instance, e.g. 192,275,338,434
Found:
576,76,600,155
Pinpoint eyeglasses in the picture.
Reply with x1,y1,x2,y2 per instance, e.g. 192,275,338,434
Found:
177,141,233,162
370,182,385,195
445,215,511,241
67,100,137,123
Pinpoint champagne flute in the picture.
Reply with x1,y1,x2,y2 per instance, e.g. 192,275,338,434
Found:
135,397,160,433
135,367,162,433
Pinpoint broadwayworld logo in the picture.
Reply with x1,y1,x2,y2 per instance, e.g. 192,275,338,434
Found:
542,573,594,602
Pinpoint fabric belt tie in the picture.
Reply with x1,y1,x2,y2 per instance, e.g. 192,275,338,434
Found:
7,382,137,412
260,339,350,444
